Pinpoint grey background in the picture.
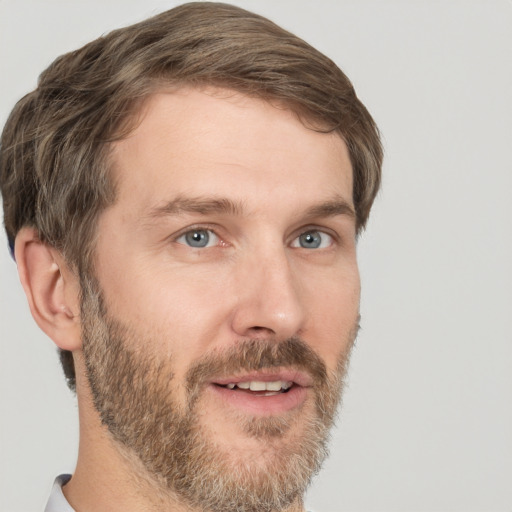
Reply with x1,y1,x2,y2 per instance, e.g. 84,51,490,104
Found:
1,1,511,511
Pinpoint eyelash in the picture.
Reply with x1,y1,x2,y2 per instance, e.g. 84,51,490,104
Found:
174,227,221,249
290,230,335,250
173,225,337,250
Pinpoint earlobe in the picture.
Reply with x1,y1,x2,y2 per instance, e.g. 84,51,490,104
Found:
14,227,82,351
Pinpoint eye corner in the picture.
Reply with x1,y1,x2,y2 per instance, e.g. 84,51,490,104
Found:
291,229,335,250
175,227,220,248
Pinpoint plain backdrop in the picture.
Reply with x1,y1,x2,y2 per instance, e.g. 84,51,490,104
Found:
1,1,511,511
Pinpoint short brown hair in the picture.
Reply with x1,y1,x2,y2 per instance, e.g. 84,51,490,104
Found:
0,2,382,389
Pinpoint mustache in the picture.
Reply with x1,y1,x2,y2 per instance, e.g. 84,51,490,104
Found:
185,337,328,401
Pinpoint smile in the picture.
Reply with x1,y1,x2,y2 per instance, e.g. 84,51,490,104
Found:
208,372,309,415
218,380,293,396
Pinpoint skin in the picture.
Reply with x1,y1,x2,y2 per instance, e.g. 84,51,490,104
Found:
15,87,360,511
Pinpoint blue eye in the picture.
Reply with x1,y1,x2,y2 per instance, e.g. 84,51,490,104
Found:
177,229,219,248
293,230,333,249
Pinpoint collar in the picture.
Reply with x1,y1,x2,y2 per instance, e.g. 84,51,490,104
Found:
44,474,74,512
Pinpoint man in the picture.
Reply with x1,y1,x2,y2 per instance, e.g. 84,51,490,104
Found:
0,2,382,511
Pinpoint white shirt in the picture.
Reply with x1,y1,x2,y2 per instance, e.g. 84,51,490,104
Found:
44,474,74,512
44,474,315,511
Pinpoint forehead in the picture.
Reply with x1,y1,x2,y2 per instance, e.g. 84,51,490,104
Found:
109,87,353,214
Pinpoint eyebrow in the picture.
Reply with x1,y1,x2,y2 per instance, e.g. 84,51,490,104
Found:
145,194,355,221
304,197,356,220
146,196,246,219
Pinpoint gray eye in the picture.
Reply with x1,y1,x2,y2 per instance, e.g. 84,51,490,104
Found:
184,230,210,247
176,228,220,248
299,231,322,248
292,230,333,249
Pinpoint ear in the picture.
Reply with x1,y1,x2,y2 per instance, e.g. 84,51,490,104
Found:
14,227,82,351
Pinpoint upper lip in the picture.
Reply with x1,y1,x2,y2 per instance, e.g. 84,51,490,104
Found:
210,369,312,388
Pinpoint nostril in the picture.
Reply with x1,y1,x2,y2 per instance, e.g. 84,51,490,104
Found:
248,325,276,336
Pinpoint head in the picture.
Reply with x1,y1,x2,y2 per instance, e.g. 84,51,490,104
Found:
0,2,382,510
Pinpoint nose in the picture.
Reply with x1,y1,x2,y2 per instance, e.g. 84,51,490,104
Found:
230,248,305,340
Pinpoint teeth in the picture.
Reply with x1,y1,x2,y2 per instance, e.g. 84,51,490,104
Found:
249,381,266,391
266,381,282,391
225,380,293,391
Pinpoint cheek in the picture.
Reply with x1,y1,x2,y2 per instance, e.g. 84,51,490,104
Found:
107,263,234,354
303,264,360,364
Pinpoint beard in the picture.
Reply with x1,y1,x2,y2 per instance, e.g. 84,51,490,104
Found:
80,277,357,512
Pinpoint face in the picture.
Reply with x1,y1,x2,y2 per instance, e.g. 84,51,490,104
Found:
82,87,360,511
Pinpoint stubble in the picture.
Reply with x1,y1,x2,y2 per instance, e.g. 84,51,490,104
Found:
80,277,356,512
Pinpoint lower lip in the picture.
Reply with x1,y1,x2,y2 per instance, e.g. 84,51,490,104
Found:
208,384,308,416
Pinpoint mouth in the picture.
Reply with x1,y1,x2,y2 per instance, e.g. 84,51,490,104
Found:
207,371,310,416
215,379,294,396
